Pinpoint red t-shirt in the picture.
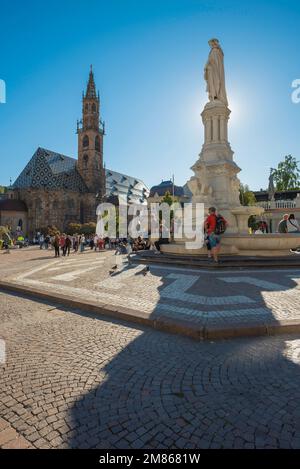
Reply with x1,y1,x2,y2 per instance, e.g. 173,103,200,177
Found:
205,214,217,235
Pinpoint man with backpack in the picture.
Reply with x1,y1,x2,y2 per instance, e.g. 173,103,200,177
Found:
204,207,227,264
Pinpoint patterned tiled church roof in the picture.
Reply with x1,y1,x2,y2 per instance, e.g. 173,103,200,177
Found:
13,148,89,193
13,147,149,204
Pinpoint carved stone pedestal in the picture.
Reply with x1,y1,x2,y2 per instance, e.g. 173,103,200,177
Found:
187,100,263,233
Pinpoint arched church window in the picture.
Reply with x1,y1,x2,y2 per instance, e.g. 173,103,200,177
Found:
92,103,96,113
85,103,88,111
83,135,89,148
83,154,89,169
95,135,101,152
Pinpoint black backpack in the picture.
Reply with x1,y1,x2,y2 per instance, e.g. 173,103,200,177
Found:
215,215,226,235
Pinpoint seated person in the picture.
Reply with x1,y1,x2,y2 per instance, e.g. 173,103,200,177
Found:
287,214,300,233
132,236,146,251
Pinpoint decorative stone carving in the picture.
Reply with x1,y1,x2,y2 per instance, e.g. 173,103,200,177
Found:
186,39,264,234
268,170,276,201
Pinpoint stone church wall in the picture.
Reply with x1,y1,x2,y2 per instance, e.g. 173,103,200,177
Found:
14,189,97,236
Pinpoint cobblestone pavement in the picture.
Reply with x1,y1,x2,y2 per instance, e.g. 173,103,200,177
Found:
0,417,33,448
1,291,300,449
2,247,300,330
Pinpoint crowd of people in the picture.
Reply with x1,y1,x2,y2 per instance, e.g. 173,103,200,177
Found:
36,233,155,258
2,209,299,260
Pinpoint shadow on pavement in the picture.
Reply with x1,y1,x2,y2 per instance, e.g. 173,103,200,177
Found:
66,270,300,449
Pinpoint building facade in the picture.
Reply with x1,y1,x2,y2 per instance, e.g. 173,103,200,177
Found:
254,189,300,232
0,199,28,235
148,180,191,206
7,68,149,237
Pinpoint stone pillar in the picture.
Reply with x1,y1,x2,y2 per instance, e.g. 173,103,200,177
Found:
204,119,208,143
201,100,230,147
204,118,212,143
220,116,226,141
212,116,219,142
224,117,228,141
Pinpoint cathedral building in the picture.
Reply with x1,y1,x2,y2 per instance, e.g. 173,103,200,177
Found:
5,68,149,237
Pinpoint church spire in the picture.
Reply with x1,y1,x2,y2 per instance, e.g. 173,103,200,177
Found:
85,65,97,99
77,66,105,197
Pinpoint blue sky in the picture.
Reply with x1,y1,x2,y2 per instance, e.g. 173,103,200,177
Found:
0,0,299,190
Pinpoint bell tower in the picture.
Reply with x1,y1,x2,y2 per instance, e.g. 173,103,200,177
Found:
77,66,105,196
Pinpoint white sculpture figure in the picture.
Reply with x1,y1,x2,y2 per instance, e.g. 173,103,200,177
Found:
204,38,228,106
268,170,276,201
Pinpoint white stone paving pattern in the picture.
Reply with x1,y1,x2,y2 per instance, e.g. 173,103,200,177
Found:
4,250,300,328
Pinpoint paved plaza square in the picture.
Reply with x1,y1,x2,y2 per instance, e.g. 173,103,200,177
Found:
1,248,300,449
2,248,300,334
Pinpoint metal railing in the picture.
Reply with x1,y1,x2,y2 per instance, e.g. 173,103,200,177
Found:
257,200,297,210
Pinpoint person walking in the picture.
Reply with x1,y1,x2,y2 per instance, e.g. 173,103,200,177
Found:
204,207,227,264
79,234,85,253
39,234,45,250
89,236,94,250
53,234,60,258
44,235,50,249
65,235,72,256
60,234,66,256
73,235,79,252
94,234,99,251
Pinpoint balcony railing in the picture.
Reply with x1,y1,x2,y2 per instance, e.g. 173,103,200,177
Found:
257,200,297,210
76,119,105,134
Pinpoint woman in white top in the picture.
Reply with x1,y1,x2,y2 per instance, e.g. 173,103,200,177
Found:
287,214,300,233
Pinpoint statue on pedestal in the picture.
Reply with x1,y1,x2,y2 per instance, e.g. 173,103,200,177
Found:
204,38,228,106
268,170,276,201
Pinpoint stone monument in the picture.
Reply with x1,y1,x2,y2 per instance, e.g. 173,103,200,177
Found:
187,38,262,235
161,40,300,256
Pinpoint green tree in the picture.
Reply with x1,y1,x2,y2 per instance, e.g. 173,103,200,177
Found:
0,226,12,247
248,215,257,230
239,184,257,206
160,191,179,222
161,191,177,206
80,222,96,235
271,155,300,191
0,186,7,194
0,226,9,238
40,225,60,236
67,223,82,235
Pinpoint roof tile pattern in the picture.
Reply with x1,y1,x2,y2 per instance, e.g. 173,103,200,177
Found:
13,148,149,204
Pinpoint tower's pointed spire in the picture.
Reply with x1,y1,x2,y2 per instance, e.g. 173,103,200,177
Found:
85,64,97,99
